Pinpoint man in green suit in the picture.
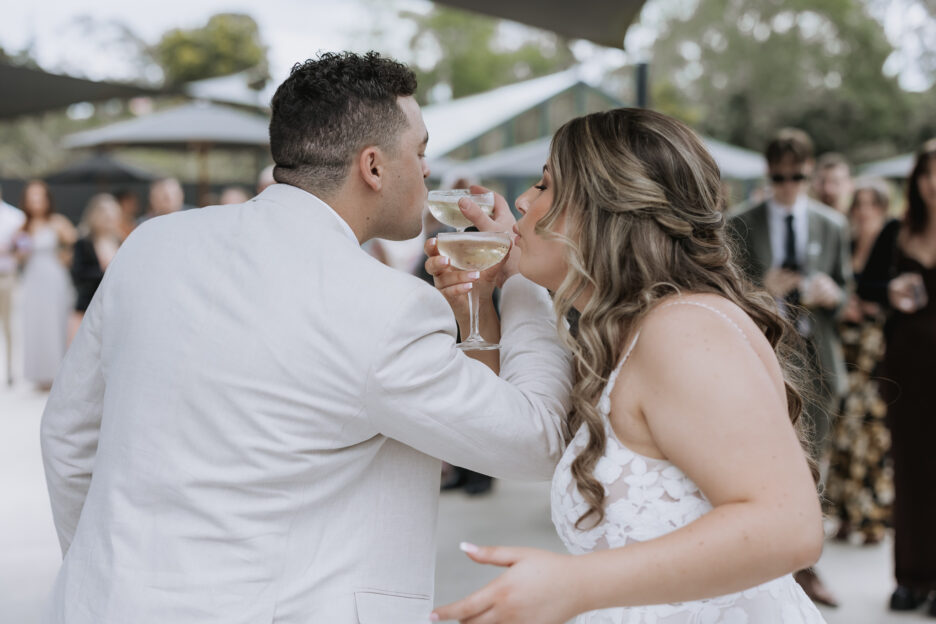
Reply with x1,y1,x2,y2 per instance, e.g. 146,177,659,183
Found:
728,128,852,608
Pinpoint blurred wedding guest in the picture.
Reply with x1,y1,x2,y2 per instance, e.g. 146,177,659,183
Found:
219,186,251,205
113,188,140,239
825,178,894,546
68,194,122,345
728,128,851,607
813,152,854,214
857,139,936,616
0,184,25,386
141,177,184,222
14,181,76,391
420,170,495,496
257,165,275,194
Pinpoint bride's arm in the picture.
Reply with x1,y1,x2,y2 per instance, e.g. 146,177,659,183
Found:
574,305,822,607
432,304,822,622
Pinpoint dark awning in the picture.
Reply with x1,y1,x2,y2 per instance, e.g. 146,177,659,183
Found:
431,0,647,48
44,154,157,184
0,61,168,119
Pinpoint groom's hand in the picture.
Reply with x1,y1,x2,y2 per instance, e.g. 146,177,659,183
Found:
430,543,582,623
424,237,487,327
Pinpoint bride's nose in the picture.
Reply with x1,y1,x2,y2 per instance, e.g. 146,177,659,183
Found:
515,195,529,216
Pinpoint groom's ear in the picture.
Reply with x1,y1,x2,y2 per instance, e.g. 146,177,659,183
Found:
358,146,383,192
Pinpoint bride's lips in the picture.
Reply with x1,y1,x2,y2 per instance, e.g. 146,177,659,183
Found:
512,224,520,238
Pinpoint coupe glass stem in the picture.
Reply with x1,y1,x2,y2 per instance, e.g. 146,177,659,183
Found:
465,283,482,342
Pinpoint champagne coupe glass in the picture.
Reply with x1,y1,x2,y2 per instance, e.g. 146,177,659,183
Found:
436,231,512,351
427,190,495,231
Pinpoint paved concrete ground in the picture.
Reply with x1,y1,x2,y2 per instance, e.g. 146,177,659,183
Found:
1,386,931,623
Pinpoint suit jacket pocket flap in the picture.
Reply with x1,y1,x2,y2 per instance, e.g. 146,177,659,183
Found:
355,590,430,623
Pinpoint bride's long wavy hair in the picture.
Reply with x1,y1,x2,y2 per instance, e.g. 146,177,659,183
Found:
536,108,818,529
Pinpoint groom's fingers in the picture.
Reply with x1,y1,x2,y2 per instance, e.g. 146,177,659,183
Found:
425,237,441,258
424,256,479,288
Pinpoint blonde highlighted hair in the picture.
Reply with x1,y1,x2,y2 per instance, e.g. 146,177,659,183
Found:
538,108,817,529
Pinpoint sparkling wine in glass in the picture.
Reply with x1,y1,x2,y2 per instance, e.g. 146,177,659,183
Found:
436,231,512,351
427,190,495,231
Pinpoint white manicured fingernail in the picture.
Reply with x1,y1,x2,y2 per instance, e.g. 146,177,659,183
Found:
462,283,473,292
459,541,479,553
441,257,449,266
467,271,480,279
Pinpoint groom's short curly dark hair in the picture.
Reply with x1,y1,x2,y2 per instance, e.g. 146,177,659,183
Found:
269,51,417,196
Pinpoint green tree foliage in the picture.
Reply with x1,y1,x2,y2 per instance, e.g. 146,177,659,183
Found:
401,7,576,103
648,0,925,161
151,13,270,87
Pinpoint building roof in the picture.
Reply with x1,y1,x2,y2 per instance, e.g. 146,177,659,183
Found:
183,72,272,111
860,153,914,179
422,69,584,159
63,101,269,150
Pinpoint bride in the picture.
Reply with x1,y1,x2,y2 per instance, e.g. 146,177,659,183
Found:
426,108,827,623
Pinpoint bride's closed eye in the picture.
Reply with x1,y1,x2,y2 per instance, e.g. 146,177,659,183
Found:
534,181,547,191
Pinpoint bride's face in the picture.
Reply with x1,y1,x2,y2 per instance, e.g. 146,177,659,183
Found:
514,166,568,291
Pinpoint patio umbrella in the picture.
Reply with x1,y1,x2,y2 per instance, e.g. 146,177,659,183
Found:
63,101,269,200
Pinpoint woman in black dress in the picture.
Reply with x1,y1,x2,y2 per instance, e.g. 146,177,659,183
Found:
68,193,122,344
858,139,936,614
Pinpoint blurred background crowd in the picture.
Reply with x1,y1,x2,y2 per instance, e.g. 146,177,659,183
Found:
1,0,935,621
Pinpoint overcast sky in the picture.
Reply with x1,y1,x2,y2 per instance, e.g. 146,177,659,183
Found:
1,0,931,91
0,0,434,86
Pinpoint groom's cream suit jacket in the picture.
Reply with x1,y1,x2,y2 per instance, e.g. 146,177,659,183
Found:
40,184,571,623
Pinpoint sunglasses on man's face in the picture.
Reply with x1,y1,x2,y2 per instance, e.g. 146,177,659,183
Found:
770,173,808,184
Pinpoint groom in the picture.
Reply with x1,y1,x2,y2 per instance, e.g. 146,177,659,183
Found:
40,52,571,624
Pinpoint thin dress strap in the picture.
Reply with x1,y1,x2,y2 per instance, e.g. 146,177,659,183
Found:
604,331,641,399
600,300,751,415
659,300,751,345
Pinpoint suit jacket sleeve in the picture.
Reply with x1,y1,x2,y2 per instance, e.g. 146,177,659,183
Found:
726,212,760,284
364,274,572,480
40,269,109,556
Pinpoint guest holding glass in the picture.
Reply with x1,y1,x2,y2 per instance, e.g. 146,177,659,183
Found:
824,178,894,545
15,180,76,391
68,194,122,345
858,139,936,615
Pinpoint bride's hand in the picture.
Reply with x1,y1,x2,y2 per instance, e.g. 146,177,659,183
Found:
456,186,521,287
430,543,582,623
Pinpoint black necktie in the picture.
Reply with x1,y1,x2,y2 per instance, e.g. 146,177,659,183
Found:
782,214,798,272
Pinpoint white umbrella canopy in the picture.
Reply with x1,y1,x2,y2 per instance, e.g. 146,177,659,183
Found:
63,101,269,150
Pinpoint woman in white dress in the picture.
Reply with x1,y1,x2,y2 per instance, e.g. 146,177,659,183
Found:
15,180,76,391
427,108,827,623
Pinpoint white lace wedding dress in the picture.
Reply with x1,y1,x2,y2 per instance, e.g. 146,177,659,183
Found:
550,302,827,624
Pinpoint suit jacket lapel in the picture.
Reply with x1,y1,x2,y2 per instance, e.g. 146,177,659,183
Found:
751,202,773,273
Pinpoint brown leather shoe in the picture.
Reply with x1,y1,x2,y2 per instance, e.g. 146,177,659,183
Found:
794,567,840,608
